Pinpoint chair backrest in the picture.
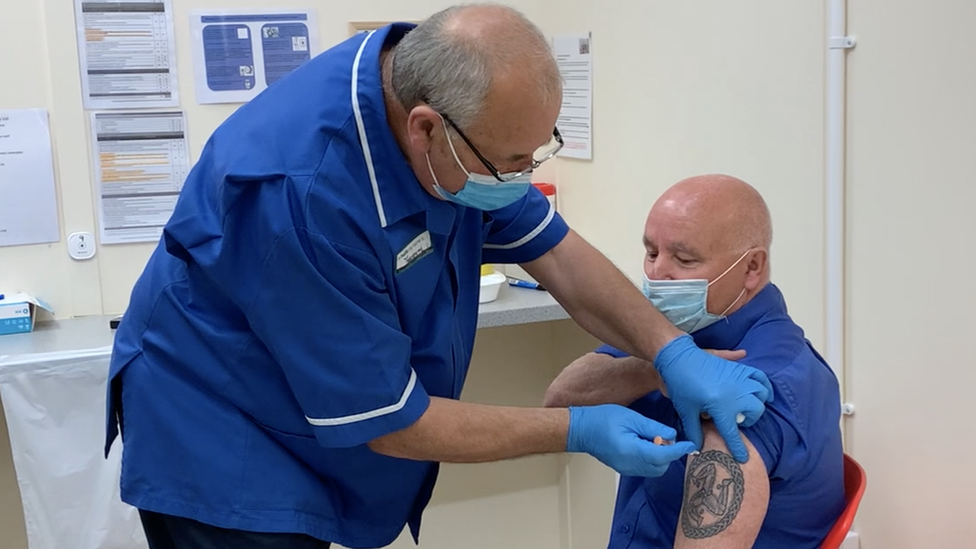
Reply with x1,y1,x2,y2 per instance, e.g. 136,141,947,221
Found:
819,454,867,549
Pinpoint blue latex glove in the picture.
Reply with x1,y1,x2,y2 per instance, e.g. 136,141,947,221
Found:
566,404,697,478
654,334,774,463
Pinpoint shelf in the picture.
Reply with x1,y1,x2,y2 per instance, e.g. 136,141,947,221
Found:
0,286,570,360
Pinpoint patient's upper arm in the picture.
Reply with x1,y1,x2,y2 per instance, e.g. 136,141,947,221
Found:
675,423,770,549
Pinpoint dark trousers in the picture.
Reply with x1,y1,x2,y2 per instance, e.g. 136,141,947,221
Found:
139,510,332,549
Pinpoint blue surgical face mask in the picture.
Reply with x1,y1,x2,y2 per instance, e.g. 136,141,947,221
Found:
426,118,531,211
641,250,751,333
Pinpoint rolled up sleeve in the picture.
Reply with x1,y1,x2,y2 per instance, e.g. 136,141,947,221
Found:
593,344,630,359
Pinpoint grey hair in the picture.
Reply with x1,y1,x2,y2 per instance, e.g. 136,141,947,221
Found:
391,3,562,129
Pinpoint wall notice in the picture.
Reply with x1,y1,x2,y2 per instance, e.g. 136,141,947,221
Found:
189,10,319,104
91,111,190,244
0,109,60,248
553,33,593,160
74,0,180,109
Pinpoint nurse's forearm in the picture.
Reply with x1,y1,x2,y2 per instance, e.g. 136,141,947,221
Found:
367,397,569,462
522,230,683,363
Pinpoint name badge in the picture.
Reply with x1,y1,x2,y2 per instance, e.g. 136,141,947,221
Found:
396,230,433,274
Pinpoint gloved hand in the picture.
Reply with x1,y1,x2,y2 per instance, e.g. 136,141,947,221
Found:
566,404,697,478
654,334,774,463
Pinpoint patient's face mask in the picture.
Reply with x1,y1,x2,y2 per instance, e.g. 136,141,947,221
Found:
641,250,751,333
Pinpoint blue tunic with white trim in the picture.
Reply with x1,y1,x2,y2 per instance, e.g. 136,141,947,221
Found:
104,24,568,548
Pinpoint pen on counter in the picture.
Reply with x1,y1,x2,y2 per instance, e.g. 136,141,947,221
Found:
0,294,4,301
507,277,546,291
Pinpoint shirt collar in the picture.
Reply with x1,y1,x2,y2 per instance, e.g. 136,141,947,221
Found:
351,23,455,234
691,283,787,351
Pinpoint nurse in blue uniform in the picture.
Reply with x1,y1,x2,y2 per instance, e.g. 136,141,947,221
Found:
105,5,773,549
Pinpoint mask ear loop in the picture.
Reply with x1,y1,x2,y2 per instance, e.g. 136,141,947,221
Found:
427,153,455,201
425,153,440,186
440,116,472,178
710,249,754,316
719,288,747,316
707,248,754,287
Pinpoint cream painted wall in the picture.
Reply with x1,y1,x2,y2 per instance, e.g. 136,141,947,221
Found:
0,0,553,317
0,0,90,321
541,0,828,351
0,405,28,549
846,1,976,547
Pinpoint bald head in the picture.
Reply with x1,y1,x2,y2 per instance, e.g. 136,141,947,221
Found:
655,174,772,253
643,174,773,316
392,3,562,128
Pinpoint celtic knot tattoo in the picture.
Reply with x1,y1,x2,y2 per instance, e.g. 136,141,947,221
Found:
681,450,745,539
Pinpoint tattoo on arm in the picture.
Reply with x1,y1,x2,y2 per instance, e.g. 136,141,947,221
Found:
680,450,745,539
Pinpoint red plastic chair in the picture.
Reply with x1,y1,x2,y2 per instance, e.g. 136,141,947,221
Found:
819,454,867,549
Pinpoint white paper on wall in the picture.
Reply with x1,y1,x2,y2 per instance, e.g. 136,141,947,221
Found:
0,109,60,248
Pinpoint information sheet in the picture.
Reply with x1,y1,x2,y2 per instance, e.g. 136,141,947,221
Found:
91,111,189,244
0,109,60,248
75,0,180,109
553,33,593,160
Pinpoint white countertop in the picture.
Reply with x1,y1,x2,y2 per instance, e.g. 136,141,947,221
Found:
476,284,569,328
0,285,570,360
0,315,117,359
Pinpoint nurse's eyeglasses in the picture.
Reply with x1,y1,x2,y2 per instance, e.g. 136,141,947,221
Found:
440,113,564,183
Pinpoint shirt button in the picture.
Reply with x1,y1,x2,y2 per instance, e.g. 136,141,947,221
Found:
621,524,631,534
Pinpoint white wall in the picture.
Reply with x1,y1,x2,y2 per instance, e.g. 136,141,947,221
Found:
846,1,976,547
542,0,828,349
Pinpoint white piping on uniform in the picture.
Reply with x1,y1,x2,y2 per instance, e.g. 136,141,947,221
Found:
351,31,388,228
306,369,418,427
483,198,555,250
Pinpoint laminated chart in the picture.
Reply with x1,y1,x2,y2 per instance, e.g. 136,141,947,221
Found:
74,0,179,109
91,111,189,244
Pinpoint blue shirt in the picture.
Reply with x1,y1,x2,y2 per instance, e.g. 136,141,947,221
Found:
104,24,569,549
596,284,845,548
